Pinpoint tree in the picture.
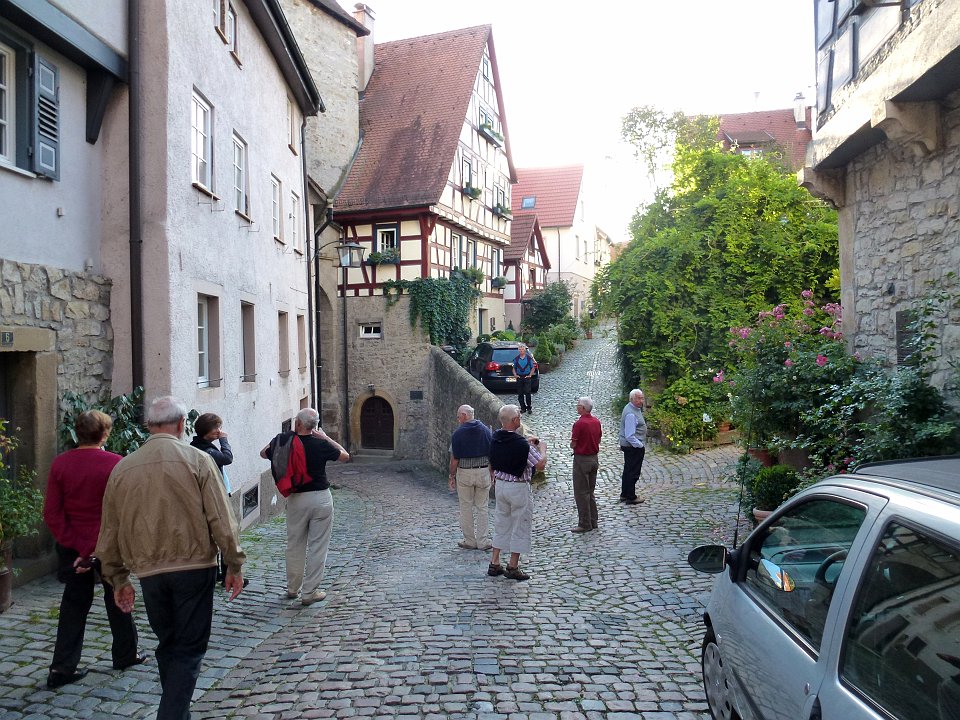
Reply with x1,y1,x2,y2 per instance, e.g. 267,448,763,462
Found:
601,112,839,388
620,106,719,190
522,282,572,334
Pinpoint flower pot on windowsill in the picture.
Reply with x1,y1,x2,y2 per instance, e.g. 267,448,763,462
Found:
462,185,482,200
490,276,507,289
492,204,512,219
479,123,504,148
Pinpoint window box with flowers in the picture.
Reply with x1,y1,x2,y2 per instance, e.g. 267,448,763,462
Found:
492,203,512,219
462,184,482,201
365,248,400,265
491,276,507,289
478,122,504,148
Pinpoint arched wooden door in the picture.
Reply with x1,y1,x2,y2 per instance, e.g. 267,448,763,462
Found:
360,396,394,449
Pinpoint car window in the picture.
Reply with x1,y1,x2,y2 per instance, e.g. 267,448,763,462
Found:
492,349,519,363
744,498,867,651
841,521,960,720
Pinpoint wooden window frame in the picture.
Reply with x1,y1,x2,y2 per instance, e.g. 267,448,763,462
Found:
271,174,282,241
191,91,213,190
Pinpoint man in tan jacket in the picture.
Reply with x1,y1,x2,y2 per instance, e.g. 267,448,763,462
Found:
96,396,245,720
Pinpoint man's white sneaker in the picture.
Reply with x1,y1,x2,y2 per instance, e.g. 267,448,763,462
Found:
301,589,327,606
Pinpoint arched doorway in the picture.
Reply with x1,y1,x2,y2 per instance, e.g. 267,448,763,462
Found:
360,396,394,449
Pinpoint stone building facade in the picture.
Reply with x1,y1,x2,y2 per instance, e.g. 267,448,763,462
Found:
842,93,960,390
804,0,960,395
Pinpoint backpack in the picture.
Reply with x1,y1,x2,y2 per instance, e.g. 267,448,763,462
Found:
269,432,311,497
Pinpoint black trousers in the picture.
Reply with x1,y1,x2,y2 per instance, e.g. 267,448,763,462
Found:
516,376,532,411
50,544,139,674
620,445,646,500
140,567,217,720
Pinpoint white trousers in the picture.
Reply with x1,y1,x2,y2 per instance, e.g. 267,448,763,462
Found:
285,488,334,595
492,481,532,555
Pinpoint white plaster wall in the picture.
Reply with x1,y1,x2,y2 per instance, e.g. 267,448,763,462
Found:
50,0,128,55
137,0,312,508
0,42,105,273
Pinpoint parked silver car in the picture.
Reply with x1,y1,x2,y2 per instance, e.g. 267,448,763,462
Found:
688,456,960,720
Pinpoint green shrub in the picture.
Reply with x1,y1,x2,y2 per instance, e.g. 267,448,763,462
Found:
645,374,729,452
751,464,798,510
0,419,43,550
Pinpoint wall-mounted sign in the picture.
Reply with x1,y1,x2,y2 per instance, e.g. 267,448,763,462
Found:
0,331,12,347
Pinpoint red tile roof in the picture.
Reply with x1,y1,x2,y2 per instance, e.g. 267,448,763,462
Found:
334,25,514,214
510,166,583,228
505,213,549,269
718,108,813,170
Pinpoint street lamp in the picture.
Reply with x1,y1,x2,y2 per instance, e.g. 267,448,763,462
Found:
336,242,364,451
312,240,365,446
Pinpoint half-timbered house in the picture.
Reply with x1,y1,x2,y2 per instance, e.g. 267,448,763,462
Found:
330,24,517,454
503,214,550,332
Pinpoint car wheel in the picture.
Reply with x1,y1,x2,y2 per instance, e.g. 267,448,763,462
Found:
702,628,740,720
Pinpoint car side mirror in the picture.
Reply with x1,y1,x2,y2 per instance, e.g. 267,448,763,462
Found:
688,545,728,574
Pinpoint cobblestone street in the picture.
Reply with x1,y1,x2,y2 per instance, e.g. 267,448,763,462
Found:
0,329,750,719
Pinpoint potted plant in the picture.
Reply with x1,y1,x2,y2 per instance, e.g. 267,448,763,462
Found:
365,248,400,265
462,184,482,200
492,203,512,219
0,419,44,612
478,122,504,147
491,276,507,289
750,464,799,523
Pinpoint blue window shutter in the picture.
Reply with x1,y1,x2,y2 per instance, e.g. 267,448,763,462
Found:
31,54,60,180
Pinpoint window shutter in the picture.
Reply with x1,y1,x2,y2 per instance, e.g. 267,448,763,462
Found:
31,54,60,180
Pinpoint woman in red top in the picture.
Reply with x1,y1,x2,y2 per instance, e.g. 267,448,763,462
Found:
43,410,143,689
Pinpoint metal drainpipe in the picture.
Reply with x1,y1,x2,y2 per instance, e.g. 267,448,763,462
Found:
128,0,144,391
341,260,350,450
299,118,315,408
312,206,335,419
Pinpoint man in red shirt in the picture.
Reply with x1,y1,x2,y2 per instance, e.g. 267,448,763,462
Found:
570,396,602,532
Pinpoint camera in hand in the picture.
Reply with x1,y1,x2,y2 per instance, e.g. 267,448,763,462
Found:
76,557,94,569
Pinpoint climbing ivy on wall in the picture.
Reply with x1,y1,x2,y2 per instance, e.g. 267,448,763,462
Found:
382,276,480,346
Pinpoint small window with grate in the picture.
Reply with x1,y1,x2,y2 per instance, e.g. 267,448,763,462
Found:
895,310,920,367
242,486,258,518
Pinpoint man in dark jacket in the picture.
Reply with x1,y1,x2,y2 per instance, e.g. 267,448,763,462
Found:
449,404,494,550
487,404,546,581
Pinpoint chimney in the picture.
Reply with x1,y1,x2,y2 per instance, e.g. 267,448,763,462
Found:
793,92,807,129
354,3,375,92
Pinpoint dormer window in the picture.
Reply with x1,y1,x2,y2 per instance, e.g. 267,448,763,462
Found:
521,196,536,210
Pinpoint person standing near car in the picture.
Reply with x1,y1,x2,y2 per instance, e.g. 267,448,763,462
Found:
449,404,494,550
512,343,536,414
618,388,647,505
570,397,602,532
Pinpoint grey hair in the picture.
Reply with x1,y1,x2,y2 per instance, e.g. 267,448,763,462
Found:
458,404,475,420
295,408,320,431
499,404,521,426
145,396,187,426
577,396,594,412
629,388,645,402
518,343,527,351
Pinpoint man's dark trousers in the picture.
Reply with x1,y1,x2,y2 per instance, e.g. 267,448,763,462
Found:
620,445,645,501
516,376,532,412
140,567,217,720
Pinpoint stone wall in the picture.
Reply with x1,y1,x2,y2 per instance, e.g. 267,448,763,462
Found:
846,90,960,393
427,346,503,472
0,259,113,403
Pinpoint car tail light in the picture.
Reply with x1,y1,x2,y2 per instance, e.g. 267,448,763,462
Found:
484,361,499,372
533,362,539,372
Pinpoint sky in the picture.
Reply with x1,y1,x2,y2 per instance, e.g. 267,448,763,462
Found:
336,1,815,240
